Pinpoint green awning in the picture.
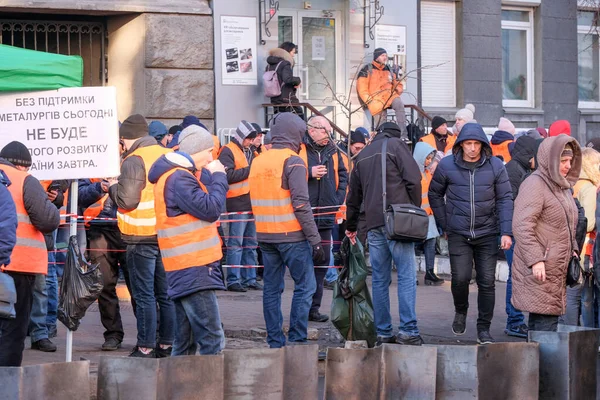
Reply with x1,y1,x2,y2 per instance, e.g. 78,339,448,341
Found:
0,44,83,92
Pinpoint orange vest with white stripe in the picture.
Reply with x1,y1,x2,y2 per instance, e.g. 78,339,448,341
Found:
420,133,456,156
154,168,222,271
220,142,250,198
421,170,433,215
2,166,48,274
40,180,68,224
491,141,512,163
83,178,107,226
573,179,596,257
212,135,221,161
249,148,304,234
117,145,172,237
298,143,340,190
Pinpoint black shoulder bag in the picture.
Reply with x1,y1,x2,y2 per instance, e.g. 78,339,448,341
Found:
381,138,428,242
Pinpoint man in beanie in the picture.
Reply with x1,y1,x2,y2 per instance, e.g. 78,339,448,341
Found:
178,115,221,160
149,125,228,355
218,120,262,292
149,121,172,147
454,104,476,134
108,114,176,358
357,48,408,138
0,142,60,366
420,116,456,161
548,120,571,137
491,117,516,163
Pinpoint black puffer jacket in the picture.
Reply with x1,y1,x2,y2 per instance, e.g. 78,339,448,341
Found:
428,123,513,238
266,48,301,104
505,135,536,200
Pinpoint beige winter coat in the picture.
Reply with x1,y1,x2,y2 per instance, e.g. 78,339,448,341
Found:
511,135,582,316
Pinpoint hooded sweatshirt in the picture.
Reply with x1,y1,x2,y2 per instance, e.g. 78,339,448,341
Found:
266,48,301,104
148,152,228,299
505,135,537,201
429,123,513,238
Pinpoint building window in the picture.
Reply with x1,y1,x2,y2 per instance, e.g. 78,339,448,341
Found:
501,8,534,108
578,11,600,107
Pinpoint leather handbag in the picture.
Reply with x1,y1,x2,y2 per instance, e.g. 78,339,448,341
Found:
0,271,17,319
380,138,428,242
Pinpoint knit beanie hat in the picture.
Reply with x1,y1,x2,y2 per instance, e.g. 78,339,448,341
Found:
251,122,265,134
431,116,447,131
549,120,571,137
355,127,370,139
148,121,168,140
178,125,215,155
169,125,182,136
350,130,367,145
120,114,148,140
536,127,548,138
235,120,258,144
0,141,32,168
561,143,574,158
455,104,475,121
373,48,387,61
498,117,516,135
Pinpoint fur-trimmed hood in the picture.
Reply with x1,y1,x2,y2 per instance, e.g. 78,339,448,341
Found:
267,47,295,67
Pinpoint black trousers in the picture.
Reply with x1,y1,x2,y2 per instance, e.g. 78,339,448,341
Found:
529,313,558,332
310,229,332,314
88,226,126,341
448,233,498,332
0,272,35,366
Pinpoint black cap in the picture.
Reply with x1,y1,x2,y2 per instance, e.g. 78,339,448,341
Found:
431,116,447,131
373,48,387,61
169,125,182,135
0,141,32,168
350,130,367,145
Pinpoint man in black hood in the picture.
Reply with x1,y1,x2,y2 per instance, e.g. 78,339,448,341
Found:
346,122,424,346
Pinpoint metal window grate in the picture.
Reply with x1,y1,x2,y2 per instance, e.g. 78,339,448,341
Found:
0,19,106,86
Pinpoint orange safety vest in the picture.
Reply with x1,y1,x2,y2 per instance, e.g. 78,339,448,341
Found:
573,179,596,257
212,135,221,161
2,166,48,274
117,145,172,237
491,141,512,163
83,178,108,226
421,170,433,215
298,143,340,190
249,148,305,234
219,142,250,198
420,133,456,155
154,168,222,271
40,180,68,224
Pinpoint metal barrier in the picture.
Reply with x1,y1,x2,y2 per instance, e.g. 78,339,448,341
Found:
0,361,89,400
529,325,600,400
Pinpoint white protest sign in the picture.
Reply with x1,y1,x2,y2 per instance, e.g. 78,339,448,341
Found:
375,25,407,55
0,86,120,181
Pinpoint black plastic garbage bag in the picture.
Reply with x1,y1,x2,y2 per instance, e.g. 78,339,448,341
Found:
331,237,376,347
58,235,103,331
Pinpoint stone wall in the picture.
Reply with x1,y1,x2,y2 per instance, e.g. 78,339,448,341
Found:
0,0,211,15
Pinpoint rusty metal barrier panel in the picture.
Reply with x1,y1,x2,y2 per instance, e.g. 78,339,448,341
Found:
0,361,90,400
436,343,539,400
325,344,437,400
529,325,600,400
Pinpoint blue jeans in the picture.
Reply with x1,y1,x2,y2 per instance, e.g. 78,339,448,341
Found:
368,227,419,337
46,251,58,329
226,215,258,287
260,240,316,348
126,244,175,348
504,240,525,329
29,274,48,343
563,256,597,327
172,290,225,356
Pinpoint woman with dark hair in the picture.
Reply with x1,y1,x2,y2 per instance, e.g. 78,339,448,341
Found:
266,42,304,120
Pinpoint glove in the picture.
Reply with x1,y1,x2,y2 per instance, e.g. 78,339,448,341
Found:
312,244,325,266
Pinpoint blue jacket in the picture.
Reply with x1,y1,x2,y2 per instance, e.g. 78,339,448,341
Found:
148,152,228,299
428,123,513,238
78,179,118,227
0,173,17,267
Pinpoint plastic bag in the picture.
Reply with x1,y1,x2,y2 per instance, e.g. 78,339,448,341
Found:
58,235,103,331
331,237,377,347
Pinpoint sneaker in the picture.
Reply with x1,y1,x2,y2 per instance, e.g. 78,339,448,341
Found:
48,325,58,339
308,312,329,322
245,281,263,290
155,345,172,358
31,338,57,352
129,346,156,358
452,313,467,335
424,270,445,286
102,337,122,351
504,324,528,339
375,336,396,346
477,330,495,345
396,332,424,346
227,283,247,292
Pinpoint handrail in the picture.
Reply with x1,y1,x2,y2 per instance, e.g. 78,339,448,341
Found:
262,103,348,138
406,104,432,121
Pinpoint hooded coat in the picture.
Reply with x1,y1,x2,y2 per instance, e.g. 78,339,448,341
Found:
413,142,439,239
266,48,301,104
148,152,228,299
505,135,537,201
428,123,513,238
511,135,581,316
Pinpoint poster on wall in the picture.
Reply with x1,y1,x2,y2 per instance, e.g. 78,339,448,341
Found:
374,25,407,55
312,36,326,61
221,16,258,85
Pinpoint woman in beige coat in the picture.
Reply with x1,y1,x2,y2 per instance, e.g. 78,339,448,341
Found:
512,134,582,331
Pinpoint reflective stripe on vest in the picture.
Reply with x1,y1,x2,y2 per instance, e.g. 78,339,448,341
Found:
117,145,172,236
249,148,304,234
299,143,340,190
83,194,108,226
421,170,433,215
491,141,512,163
219,142,250,198
212,135,221,162
154,168,222,271
2,166,47,274
420,133,456,156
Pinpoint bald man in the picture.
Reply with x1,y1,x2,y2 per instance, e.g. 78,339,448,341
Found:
299,116,348,322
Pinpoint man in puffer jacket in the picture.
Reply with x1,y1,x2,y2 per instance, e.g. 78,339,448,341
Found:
429,123,513,345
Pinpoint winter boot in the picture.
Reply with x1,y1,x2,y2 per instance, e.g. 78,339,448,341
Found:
424,270,445,286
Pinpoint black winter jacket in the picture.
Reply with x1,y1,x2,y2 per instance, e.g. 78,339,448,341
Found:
505,135,536,201
428,123,514,238
266,48,301,104
346,124,422,233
